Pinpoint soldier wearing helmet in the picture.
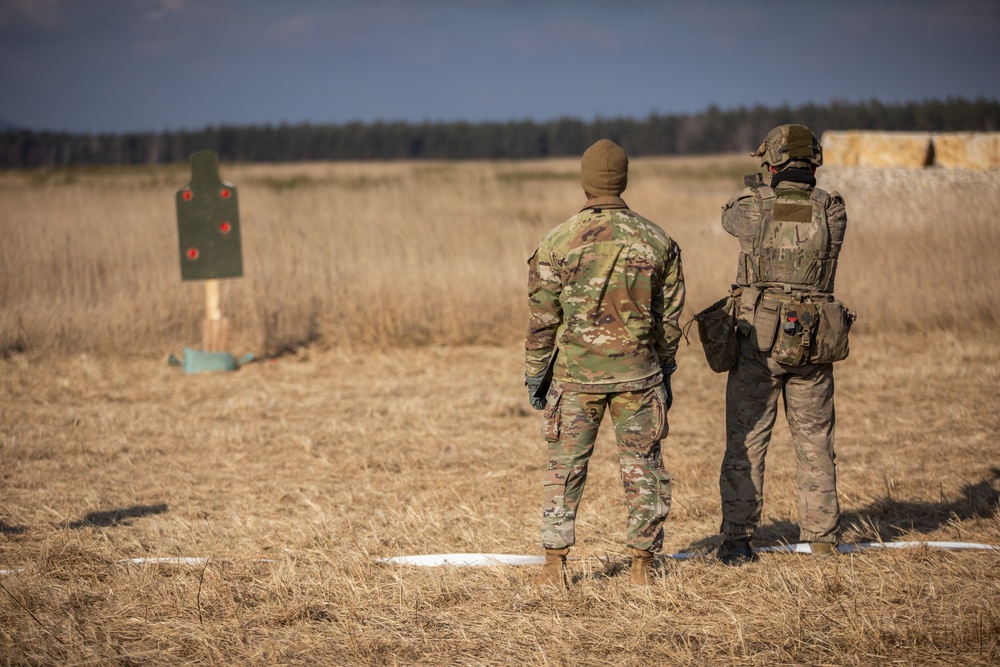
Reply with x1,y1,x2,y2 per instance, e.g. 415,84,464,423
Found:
716,124,852,565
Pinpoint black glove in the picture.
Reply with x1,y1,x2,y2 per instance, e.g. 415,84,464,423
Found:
525,373,547,411
662,364,676,412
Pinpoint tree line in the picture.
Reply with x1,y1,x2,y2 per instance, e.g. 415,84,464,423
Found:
2,97,998,169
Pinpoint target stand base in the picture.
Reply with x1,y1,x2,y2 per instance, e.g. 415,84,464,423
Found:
168,347,253,374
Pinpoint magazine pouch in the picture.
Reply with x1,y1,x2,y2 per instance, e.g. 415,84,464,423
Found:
751,296,781,353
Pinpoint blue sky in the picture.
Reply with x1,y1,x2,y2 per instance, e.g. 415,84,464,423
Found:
1,0,998,133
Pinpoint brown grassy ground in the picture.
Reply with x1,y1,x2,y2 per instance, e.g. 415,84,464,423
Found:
2,334,998,665
1,157,999,665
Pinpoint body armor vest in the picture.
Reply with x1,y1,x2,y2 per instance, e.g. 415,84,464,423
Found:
747,185,838,293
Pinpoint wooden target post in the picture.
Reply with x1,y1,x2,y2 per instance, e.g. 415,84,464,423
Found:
175,150,243,354
202,279,230,353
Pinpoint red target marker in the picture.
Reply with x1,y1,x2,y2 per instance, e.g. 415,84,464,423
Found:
220,221,232,234
182,190,193,201
220,188,231,199
186,248,200,260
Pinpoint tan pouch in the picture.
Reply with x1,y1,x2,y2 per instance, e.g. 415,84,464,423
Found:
695,295,738,373
752,297,780,352
811,300,854,364
771,301,817,366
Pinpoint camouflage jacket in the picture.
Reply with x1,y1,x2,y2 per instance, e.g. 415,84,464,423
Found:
722,179,847,293
526,196,685,392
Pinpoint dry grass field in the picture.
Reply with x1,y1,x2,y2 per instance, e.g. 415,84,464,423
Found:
2,155,999,665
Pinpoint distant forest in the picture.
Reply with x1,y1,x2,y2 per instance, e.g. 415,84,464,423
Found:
2,97,999,169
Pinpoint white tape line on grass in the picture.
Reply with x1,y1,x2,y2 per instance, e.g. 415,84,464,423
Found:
379,552,704,566
378,554,546,567
5,543,997,574
759,541,1000,555
379,541,1000,567
118,557,278,565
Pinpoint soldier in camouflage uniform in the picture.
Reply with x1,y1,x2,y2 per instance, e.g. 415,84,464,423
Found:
717,124,850,564
525,139,685,586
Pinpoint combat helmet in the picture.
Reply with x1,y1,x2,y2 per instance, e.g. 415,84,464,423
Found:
753,124,823,169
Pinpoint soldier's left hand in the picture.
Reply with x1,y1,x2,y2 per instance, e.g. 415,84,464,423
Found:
525,373,547,411
662,364,676,412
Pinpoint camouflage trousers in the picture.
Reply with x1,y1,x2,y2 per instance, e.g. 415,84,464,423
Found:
720,334,840,543
540,382,672,552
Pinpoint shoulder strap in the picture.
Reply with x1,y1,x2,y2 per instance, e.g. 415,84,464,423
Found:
810,187,830,208
752,186,777,255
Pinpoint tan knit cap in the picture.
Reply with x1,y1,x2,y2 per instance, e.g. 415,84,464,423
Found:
581,139,628,196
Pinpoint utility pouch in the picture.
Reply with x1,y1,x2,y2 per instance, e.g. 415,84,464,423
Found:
695,295,738,373
810,299,855,364
771,301,817,366
751,296,781,352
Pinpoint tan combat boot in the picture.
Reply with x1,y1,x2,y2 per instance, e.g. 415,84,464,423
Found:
533,548,569,588
629,548,656,585
809,542,838,557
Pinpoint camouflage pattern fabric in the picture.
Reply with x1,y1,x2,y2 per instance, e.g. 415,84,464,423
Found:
527,184,683,553
719,161,847,544
720,334,839,542
526,196,685,391
722,180,846,290
752,124,824,168
541,382,673,551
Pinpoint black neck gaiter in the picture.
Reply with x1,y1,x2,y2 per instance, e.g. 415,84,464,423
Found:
770,168,816,189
